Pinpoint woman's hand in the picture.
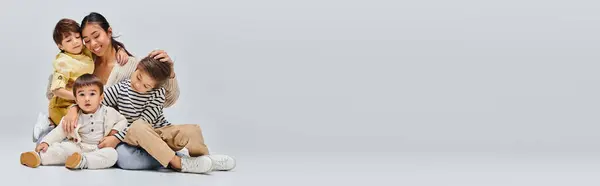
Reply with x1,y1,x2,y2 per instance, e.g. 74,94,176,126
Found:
148,50,175,78
62,105,80,134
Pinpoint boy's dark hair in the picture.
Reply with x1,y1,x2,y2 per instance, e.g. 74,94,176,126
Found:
53,19,80,46
137,56,173,88
72,74,104,96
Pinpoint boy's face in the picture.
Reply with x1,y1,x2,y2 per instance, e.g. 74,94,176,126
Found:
59,32,83,54
130,69,157,93
75,85,104,114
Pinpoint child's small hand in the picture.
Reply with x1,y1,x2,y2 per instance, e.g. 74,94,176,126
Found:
35,142,49,153
116,47,129,66
62,106,79,134
98,136,120,149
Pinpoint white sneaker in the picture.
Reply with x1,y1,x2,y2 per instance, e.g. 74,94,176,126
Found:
180,155,213,174
208,154,236,171
32,112,51,142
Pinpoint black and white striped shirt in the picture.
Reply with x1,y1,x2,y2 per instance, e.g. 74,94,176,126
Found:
102,79,171,141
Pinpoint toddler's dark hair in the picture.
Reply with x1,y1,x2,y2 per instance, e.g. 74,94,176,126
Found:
72,74,104,96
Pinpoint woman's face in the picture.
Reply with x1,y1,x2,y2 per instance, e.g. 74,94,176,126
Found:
82,23,112,56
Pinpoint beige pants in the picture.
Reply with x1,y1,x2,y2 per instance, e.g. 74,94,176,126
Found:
123,120,210,167
40,141,118,169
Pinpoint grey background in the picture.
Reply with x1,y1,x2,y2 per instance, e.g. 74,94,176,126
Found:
2,0,600,185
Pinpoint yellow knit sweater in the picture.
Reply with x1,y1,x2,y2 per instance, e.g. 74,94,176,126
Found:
49,49,94,92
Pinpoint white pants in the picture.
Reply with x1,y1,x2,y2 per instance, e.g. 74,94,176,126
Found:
40,141,117,169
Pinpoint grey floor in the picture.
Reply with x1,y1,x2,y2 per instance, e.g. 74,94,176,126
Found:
3,116,398,186
5,125,600,186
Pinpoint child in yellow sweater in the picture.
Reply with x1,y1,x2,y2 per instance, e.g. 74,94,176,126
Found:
32,18,129,144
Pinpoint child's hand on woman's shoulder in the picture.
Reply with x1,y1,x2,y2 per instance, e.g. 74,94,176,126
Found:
116,47,130,66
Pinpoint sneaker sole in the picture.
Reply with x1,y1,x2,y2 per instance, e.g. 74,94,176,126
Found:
65,152,82,169
20,152,41,168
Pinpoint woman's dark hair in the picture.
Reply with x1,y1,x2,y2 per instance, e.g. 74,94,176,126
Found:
81,12,133,56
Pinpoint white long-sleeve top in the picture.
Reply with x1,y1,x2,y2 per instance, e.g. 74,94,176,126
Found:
41,105,128,145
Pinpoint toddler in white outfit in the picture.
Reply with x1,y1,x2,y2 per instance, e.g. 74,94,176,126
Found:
20,74,127,169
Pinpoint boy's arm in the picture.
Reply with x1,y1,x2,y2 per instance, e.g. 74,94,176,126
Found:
53,89,75,100
50,58,75,100
102,82,121,108
106,107,128,133
41,119,69,145
140,89,167,125
113,89,166,142
46,74,54,100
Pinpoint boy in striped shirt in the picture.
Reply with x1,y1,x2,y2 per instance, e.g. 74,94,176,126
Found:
64,56,235,174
